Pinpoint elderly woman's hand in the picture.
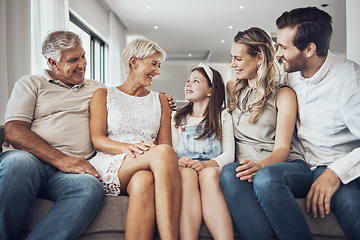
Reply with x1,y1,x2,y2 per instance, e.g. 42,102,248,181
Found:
121,140,155,158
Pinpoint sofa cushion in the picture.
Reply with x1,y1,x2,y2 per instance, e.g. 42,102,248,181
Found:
296,198,347,238
0,125,4,152
23,197,349,239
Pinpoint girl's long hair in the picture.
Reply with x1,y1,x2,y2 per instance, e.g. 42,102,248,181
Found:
174,66,225,139
228,27,281,123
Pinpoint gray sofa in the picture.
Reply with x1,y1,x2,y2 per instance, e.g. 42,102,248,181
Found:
0,125,349,239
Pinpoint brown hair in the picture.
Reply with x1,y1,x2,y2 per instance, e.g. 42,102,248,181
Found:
174,66,225,139
276,7,332,57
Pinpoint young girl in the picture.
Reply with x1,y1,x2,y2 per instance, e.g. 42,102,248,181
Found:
172,63,235,240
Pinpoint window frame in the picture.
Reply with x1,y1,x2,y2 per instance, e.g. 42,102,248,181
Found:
69,12,107,83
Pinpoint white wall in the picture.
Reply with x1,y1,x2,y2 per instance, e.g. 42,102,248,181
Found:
69,0,109,39
0,0,9,125
346,0,360,65
0,0,32,124
149,62,233,101
108,11,126,86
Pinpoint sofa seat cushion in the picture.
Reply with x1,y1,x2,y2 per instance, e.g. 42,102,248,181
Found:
296,198,347,238
24,197,348,239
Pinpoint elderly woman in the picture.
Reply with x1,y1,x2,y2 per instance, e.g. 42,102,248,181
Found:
89,38,181,240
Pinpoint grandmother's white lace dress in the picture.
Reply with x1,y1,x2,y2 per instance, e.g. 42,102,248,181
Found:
89,87,161,196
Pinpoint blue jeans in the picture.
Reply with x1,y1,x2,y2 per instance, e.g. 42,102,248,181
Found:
0,150,105,240
313,166,360,239
220,162,273,240
253,160,313,240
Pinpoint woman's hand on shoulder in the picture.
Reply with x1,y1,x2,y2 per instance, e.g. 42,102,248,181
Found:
160,91,177,111
158,93,173,145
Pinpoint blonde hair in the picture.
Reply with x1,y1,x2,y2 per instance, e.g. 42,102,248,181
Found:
122,37,166,76
228,27,281,123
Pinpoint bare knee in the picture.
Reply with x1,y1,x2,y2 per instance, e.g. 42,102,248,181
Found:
127,170,154,198
180,167,198,186
154,144,177,160
149,144,178,170
199,167,221,185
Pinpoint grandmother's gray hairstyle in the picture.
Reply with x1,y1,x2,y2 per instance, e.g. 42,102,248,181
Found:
122,37,166,76
41,31,82,69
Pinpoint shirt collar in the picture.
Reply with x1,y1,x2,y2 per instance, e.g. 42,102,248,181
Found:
42,69,87,91
302,51,334,85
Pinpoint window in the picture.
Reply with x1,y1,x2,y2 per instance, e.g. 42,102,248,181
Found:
69,13,107,83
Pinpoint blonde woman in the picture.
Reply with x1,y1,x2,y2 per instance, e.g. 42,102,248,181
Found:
220,27,304,240
89,38,181,240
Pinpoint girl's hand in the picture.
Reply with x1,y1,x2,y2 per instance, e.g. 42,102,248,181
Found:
121,140,155,158
188,160,206,173
236,160,264,182
178,156,192,168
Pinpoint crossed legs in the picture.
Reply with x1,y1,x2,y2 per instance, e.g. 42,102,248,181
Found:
118,144,181,240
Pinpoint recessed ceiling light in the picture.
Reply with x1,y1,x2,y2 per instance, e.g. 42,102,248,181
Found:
228,26,233,29
147,6,151,9
221,40,225,43
188,53,192,57
154,26,158,29
240,5,244,9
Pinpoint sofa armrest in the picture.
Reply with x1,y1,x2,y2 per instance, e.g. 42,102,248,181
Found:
0,125,4,152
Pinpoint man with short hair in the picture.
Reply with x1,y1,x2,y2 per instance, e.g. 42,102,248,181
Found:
253,7,360,240
0,31,105,240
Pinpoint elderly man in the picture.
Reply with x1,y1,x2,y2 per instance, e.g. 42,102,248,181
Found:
253,7,360,240
0,31,105,240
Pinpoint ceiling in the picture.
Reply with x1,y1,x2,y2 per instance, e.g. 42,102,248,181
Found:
102,0,346,64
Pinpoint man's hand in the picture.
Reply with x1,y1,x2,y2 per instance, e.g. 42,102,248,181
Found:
160,91,177,111
57,156,102,181
306,168,341,218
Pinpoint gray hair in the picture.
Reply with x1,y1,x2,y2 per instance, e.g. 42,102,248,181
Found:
41,31,82,69
122,37,166,76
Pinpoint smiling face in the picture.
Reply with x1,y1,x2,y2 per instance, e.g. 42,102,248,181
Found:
135,52,162,87
184,70,211,103
276,27,307,73
50,44,87,86
230,42,259,83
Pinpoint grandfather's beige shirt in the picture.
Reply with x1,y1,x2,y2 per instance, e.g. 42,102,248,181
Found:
3,69,105,159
